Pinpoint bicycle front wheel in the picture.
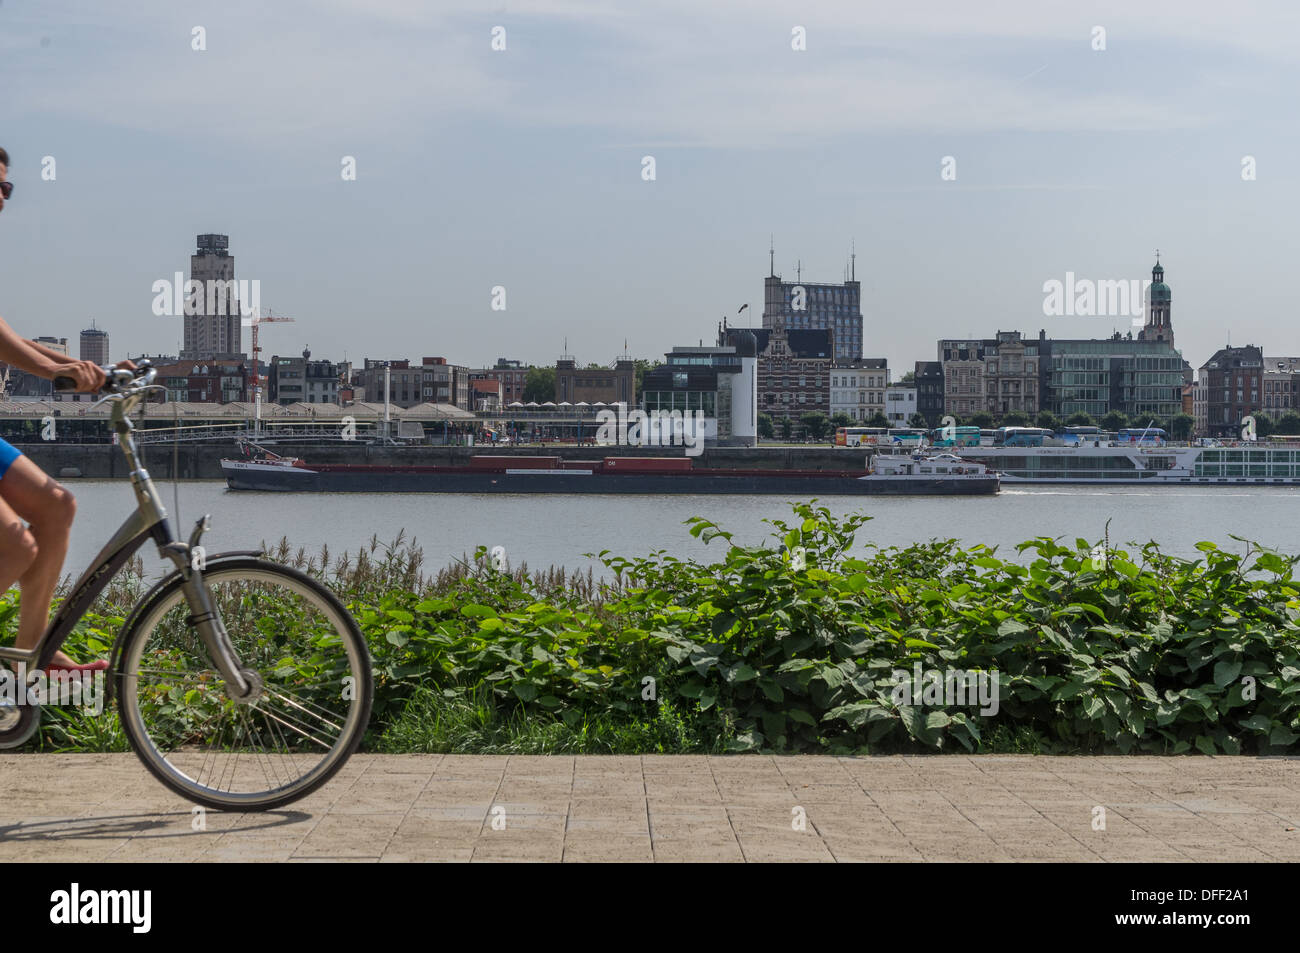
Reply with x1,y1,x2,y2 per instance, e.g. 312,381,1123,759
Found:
116,559,373,811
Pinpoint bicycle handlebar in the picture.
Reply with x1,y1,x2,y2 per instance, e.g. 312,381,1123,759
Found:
53,362,156,395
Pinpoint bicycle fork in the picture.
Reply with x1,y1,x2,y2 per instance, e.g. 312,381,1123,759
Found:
161,515,260,703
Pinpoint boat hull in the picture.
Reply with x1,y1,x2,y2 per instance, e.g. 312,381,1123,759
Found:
221,463,998,495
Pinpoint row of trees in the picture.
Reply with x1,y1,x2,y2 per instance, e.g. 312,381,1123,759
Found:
758,408,1300,444
756,411,925,442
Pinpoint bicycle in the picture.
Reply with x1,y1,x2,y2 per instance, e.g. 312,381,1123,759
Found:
0,361,373,811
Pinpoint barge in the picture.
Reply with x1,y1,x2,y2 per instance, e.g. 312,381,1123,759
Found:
221,450,1000,495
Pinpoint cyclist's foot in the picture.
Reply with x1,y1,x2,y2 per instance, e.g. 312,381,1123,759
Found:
46,650,107,672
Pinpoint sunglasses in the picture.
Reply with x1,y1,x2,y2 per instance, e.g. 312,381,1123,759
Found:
0,182,10,199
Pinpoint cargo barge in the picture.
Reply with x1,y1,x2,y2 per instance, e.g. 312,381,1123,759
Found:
221,450,1000,495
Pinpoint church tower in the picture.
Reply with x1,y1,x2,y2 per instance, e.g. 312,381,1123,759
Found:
1140,254,1173,347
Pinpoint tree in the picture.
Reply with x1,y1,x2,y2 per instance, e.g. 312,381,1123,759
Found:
522,366,556,403
633,359,655,402
1066,412,1095,427
969,412,994,429
1128,414,1164,433
1100,411,1128,432
865,412,889,428
1168,413,1194,441
1277,411,1300,435
1253,412,1276,440
908,412,929,428
1036,411,1062,431
800,412,829,441
777,417,793,441
899,370,916,384
757,412,775,439
830,412,852,430
1000,411,1031,427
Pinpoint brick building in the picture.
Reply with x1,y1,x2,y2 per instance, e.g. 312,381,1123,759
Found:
554,358,635,405
1198,345,1264,438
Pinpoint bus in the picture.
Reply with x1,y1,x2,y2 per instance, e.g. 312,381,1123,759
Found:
995,426,1053,447
834,426,888,447
1058,425,1101,447
931,425,982,447
886,428,929,449
1117,427,1167,446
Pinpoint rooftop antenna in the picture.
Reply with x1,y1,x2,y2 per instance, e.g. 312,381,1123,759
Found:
769,236,775,277
797,259,802,282
851,239,856,281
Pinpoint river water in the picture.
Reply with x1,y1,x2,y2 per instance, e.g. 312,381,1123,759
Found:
50,481,1300,583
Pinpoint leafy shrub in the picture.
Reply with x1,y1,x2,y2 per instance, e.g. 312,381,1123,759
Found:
5,510,1300,755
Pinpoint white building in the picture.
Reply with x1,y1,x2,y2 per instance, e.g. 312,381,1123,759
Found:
830,358,888,422
885,383,918,426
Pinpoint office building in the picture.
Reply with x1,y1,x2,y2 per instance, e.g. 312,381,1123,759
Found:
761,248,862,361
182,234,244,361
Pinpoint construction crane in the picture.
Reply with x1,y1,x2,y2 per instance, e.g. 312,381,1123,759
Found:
247,307,295,435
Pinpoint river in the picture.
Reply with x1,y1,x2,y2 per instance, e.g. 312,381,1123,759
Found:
48,481,1300,583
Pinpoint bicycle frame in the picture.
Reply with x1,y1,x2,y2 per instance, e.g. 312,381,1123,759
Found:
0,376,257,699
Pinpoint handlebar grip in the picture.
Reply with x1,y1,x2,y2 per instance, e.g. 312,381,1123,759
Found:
53,365,117,393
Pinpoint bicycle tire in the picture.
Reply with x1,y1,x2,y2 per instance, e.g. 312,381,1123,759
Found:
115,558,373,811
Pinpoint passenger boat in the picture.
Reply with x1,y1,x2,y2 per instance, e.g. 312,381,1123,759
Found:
952,442,1300,485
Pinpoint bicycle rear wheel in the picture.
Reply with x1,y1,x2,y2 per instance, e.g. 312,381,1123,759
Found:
116,558,372,811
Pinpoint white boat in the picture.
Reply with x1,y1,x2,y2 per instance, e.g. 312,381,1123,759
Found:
950,442,1300,485
861,453,1000,493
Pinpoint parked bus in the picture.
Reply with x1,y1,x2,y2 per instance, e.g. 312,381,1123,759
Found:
887,428,928,449
995,426,1053,447
931,424,982,447
1058,425,1101,446
1117,427,1167,446
834,426,888,447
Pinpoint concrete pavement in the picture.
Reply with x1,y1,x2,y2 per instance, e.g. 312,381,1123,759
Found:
2,753,1298,862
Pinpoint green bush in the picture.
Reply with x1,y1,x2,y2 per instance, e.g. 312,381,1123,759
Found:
7,510,1300,755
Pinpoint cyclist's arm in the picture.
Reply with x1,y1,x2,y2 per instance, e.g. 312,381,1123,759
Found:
0,315,106,390
0,314,67,376
25,334,80,367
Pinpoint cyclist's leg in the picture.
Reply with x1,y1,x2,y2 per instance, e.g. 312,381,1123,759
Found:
0,455,77,660
0,491,39,613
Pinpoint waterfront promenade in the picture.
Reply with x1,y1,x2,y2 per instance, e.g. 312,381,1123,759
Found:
2,754,1297,862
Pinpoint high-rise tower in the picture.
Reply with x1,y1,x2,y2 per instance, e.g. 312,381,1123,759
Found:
80,323,110,364
181,234,244,360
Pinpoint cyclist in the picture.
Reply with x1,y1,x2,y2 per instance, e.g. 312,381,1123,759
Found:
0,147,134,672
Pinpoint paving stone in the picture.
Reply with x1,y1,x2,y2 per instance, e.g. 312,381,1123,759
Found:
4,752,1298,862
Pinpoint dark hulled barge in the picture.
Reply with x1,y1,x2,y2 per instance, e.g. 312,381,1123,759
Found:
221,451,1000,495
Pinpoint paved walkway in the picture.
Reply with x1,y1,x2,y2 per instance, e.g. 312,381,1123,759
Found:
2,754,1298,861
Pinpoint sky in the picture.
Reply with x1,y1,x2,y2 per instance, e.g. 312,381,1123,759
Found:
1,0,1297,373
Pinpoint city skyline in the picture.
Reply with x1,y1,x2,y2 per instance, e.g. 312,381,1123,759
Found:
1,1,1297,373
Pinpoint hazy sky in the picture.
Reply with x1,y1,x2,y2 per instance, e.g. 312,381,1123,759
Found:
1,0,1297,373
